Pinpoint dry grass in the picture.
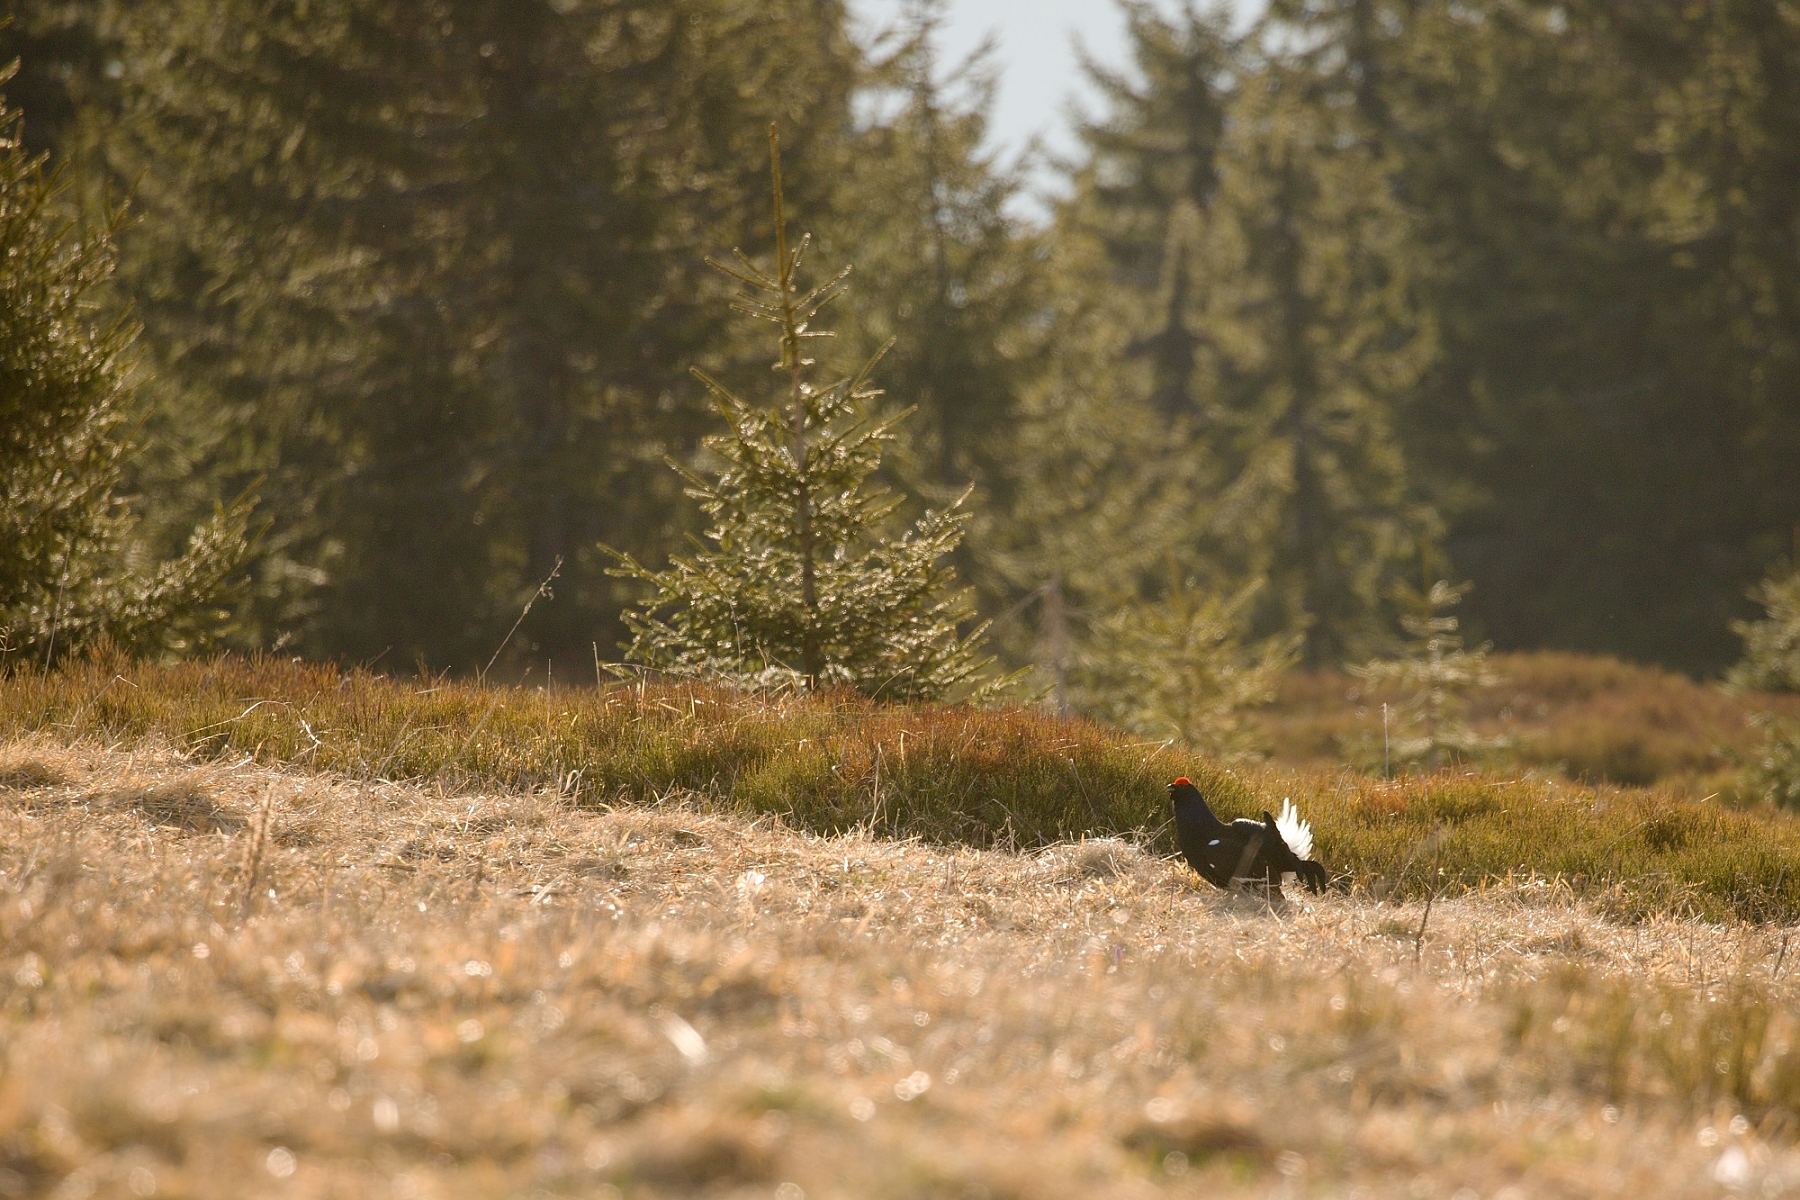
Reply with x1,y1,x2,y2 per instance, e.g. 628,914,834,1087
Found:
8,737,1800,1198
1248,651,1800,793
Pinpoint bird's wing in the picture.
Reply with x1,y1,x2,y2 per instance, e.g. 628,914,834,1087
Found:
1275,799,1313,861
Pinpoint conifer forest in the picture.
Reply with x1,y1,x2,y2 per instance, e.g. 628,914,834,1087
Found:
4,0,1799,696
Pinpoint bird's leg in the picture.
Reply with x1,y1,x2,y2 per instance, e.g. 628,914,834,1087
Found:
1231,831,1266,890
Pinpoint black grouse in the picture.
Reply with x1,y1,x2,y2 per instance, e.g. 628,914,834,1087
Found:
1168,776,1329,895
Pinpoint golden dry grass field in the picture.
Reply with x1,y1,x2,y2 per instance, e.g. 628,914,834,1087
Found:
8,731,1800,1200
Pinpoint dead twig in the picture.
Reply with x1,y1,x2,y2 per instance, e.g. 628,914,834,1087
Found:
481,557,563,681
1416,823,1445,967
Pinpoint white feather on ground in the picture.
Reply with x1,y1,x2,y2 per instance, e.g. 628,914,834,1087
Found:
1275,798,1313,861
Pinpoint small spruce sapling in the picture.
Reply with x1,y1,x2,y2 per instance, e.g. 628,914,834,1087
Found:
1742,713,1800,810
607,127,994,700
1727,555,1800,695
1728,547,1800,807
1082,572,1300,758
1349,579,1503,773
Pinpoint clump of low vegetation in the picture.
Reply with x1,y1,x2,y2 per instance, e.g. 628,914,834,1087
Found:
2,649,1178,851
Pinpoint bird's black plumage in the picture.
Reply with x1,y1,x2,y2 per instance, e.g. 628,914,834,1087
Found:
1168,777,1329,895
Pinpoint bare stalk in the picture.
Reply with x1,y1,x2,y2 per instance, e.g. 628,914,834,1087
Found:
482,556,563,681
240,783,276,921
1415,825,1443,966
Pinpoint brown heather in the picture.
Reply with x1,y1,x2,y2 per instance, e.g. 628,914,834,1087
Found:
1250,651,1800,794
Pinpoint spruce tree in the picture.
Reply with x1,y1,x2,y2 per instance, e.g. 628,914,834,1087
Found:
103,0,864,670
1323,0,1800,673
1742,716,1800,811
831,0,1046,493
1728,560,1800,695
1060,3,1437,667
609,128,992,701
1349,578,1501,774
1205,74,1439,665
1081,573,1300,758
980,5,1262,711
1728,555,1800,808
1063,1,1235,421
976,232,1193,711
826,0,1063,678
106,0,480,657
0,69,248,664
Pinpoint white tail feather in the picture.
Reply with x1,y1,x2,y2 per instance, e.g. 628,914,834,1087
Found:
1275,798,1312,861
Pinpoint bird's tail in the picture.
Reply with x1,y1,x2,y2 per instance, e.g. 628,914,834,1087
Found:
1274,798,1313,861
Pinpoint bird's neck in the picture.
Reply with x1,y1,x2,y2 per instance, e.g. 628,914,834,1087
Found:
1175,797,1226,832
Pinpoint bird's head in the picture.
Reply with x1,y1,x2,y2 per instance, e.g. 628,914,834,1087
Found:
1166,776,1222,829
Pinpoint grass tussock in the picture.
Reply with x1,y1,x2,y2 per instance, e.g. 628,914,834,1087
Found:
0,746,70,791
106,777,245,833
6,741,1800,1197
9,653,1800,922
